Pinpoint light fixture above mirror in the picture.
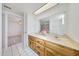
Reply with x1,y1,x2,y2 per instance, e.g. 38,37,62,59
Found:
34,3,58,15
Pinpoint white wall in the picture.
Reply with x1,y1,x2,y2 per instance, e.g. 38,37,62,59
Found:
0,3,2,56
66,4,79,43
27,13,39,34
24,13,39,47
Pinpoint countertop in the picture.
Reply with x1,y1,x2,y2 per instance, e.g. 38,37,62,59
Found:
29,33,79,51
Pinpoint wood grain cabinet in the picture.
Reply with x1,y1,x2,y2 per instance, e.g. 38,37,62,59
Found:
45,47,62,56
29,35,45,56
28,36,36,51
28,35,79,56
35,43,45,56
45,40,77,56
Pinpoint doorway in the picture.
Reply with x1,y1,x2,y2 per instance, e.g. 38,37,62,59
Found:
2,11,24,55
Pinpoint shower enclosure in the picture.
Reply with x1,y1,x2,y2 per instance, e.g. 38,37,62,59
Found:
2,11,24,51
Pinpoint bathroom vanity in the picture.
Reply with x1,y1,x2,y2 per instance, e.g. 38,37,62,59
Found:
28,34,79,56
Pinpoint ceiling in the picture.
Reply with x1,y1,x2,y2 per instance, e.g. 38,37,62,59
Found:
3,3,45,14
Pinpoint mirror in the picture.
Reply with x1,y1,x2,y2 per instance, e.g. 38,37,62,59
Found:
39,13,65,35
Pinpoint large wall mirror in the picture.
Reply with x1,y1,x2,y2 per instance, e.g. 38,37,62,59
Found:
39,13,65,35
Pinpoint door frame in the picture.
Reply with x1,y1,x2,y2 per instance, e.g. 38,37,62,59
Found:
2,11,23,50
0,3,2,56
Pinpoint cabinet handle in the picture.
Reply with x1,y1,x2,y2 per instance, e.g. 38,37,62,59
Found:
37,41,40,43
37,46,40,48
37,51,40,55
37,41,41,43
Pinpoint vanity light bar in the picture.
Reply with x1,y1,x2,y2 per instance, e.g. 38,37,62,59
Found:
34,3,57,15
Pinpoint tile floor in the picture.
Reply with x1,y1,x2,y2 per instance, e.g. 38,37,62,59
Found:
2,43,38,56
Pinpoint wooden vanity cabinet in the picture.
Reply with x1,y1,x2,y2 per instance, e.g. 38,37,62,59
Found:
29,35,45,56
28,36,36,51
28,35,79,56
44,40,76,56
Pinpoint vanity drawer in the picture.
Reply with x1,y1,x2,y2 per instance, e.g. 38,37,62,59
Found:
45,40,75,56
45,47,62,56
36,43,45,56
36,43,44,52
36,49,44,56
35,38,44,45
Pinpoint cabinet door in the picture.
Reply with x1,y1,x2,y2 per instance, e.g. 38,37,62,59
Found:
29,39,32,48
45,47,62,56
35,43,45,56
35,38,44,45
28,37,31,47
32,41,36,51
28,36,36,51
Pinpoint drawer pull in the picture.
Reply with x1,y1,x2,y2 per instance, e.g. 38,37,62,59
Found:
37,41,40,43
37,51,40,55
37,46,40,48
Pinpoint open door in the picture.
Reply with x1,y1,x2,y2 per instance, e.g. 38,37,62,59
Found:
2,11,24,53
